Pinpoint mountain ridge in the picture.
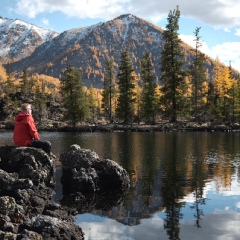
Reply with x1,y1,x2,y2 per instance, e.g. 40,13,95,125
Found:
9,14,167,86
0,14,233,88
0,15,59,62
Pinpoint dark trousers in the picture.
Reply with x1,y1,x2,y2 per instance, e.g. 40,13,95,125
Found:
29,140,51,154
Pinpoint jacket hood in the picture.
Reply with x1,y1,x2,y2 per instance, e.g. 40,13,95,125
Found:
15,112,29,122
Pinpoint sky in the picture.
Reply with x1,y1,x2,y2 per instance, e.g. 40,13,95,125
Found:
0,0,240,71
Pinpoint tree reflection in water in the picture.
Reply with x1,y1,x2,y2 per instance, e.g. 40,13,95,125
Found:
190,156,207,229
161,135,183,240
2,131,240,239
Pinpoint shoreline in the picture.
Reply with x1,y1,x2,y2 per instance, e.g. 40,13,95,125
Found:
1,120,240,132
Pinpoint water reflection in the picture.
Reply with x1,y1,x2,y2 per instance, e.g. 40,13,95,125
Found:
1,131,240,239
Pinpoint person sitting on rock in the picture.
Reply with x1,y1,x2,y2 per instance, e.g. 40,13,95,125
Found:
13,103,51,154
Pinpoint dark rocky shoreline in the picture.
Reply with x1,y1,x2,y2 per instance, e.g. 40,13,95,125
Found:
0,146,84,240
55,122,240,132
0,145,130,239
2,120,240,132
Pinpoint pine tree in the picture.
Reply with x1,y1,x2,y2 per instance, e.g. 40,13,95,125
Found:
34,77,47,123
160,6,187,122
19,67,30,95
3,63,18,120
235,75,240,122
189,27,207,120
5,67,15,97
140,52,158,123
211,57,222,119
102,58,117,122
116,49,137,124
206,80,215,120
60,65,88,128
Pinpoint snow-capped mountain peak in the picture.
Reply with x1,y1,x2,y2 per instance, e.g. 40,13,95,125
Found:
0,16,59,62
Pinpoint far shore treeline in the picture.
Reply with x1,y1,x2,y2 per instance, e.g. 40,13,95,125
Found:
1,6,240,128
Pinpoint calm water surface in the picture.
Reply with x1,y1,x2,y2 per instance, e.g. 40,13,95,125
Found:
1,130,240,240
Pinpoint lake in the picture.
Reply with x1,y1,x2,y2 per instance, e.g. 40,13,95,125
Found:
1,130,240,240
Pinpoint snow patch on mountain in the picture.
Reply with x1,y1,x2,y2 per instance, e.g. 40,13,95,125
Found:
0,16,58,60
0,17,58,41
61,22,102,44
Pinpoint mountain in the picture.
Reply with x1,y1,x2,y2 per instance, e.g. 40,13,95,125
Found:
2,14,223,87
0,16,58,63
8,14,168,87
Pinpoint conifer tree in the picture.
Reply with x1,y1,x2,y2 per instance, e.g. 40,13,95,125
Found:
116,48,137,124
88,85,99,123
189,27,207,120
102,58,117,122
133,76,141,124
160,6,187,122
60,65,88,128
235,75,240,122
0,63,7,97
34,77,47,123
228,62,239,122
19,67,29,95
140,52,158,123
211,57,222,119
3,63,18,120
5,68,15,96
212,58,233,120
206,80,215,120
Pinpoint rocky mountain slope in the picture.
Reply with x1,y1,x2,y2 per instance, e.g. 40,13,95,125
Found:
2,14,217,87
0,16,58,63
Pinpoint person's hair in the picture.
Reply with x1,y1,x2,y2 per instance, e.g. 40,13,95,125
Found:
21,103,31,112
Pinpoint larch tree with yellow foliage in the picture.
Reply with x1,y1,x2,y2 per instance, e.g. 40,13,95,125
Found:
102,58,117,122
212,58,234,121
2,64,19,120
87,85,100,123
227,62,240,122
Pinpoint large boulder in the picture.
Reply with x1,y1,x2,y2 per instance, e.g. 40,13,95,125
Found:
0,146,55,187
0,146,84,240
60,144,130,194
0,144,130,239
60,144,130,214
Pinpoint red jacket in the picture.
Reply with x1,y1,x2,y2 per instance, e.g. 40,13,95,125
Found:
13,112,40,146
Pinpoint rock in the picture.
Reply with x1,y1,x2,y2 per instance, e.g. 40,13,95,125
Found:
0,146,84,240
20,215,84,240
60,144,130,194
19,229,43,240
0,146,55,187
60,144,130,214
0,230,18,240
59,144,130,214
0,196,24,218
0,144,128,239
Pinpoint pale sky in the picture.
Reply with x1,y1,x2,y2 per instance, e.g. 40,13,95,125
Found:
0,0,240,71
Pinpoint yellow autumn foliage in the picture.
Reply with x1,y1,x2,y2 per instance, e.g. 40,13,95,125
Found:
212,58,233,98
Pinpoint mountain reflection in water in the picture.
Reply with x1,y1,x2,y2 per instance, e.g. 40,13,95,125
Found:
1,131,240,240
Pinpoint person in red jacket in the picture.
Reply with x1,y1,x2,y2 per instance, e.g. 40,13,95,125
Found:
13,103,51,154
